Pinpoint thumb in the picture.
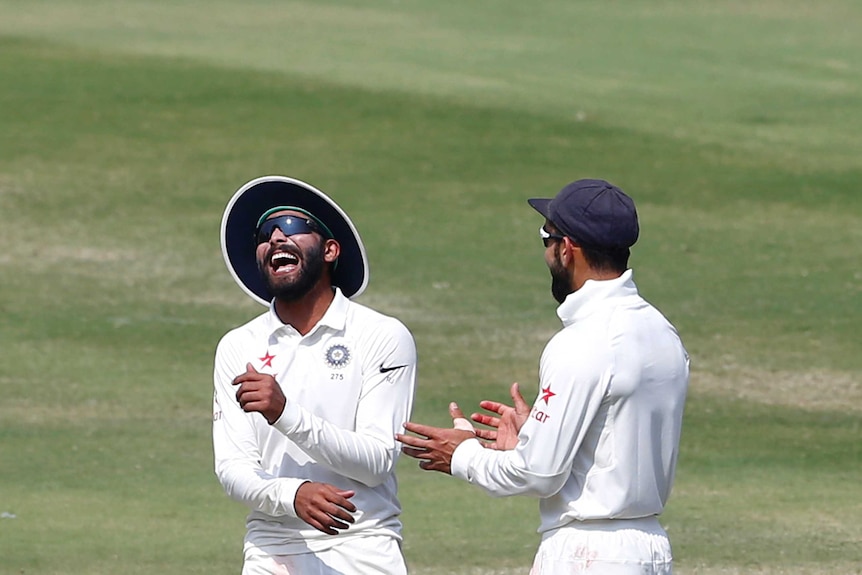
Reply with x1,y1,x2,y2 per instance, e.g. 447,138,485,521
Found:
511,382,530,411
450,402,475,433
246,362,259,373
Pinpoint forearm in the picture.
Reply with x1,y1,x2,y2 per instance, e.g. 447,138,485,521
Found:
215,457,306,517
272,363,416,487
213,403,306,516
272,401,395,487
450,438,568,498
214,346,305,517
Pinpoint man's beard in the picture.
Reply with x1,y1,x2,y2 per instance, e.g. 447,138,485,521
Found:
549,247,572,304
259,239,326,302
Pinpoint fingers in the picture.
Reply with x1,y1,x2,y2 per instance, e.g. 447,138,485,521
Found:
401,421,440,438
295,483,357,535
419,459,448,472
473,428,497,442
306,505,352,535
510,382,530,412
232,363,264,387
235,387,269,410
400,445,431,460
471,412,501,428
334,489,356,504
397,433,440,462
449,402,466,420
477,400,507,416
235,380,287,424
450,402,475,433
234,365,254,384
395,432,427,451
396,431,438,463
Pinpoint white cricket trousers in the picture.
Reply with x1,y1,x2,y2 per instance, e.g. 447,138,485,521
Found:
530,517,673,575
241,535,407,575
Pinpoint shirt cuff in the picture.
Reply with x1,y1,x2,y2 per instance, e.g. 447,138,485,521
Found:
451,437,484,481
278,478,309,519
272,399,302,436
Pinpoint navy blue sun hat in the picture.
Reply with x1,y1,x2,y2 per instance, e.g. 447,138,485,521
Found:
221,176,369,305
528,179,639,249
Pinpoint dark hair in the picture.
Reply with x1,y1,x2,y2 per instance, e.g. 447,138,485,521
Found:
580,245,630,274
546,219,629,273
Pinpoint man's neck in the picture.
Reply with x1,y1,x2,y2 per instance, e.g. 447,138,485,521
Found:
572,268,623,292
273,283,336,336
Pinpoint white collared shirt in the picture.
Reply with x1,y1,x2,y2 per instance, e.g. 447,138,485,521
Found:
451,270,689,533
212,288,417,554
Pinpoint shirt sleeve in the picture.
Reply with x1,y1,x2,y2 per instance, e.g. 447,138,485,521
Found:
212,335,305,517
272,319,417,487
451,334,610,498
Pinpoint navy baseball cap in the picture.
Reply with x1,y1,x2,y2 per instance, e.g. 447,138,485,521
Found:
528,179,639,249
221,175,369,305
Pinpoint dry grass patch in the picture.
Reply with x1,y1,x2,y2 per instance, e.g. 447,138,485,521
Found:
692,367,862,414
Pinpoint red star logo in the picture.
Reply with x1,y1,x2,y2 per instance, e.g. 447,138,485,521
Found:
539,385,556,405
259,352,275,368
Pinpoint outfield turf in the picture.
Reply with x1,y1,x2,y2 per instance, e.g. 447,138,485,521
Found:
0,2,860,574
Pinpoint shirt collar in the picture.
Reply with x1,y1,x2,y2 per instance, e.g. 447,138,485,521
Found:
556,269,638,327
263,287,350,337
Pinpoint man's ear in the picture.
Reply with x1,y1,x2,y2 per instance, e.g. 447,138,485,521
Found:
324,239,341,263
560,236,579,267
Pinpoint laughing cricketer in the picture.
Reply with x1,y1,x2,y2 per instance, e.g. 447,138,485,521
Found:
213,176,417,575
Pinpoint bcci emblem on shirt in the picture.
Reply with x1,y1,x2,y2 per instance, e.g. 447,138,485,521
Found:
324,343,351,369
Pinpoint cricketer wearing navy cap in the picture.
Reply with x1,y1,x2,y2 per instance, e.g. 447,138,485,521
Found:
213,176,417,575
528,178,640,304
398,177,689,575
528,178,640,251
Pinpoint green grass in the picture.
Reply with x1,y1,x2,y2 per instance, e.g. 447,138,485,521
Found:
0,1,860,573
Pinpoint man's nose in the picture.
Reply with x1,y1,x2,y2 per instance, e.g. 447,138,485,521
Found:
269,227,290,242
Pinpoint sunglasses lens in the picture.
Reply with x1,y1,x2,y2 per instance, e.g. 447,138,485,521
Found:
256,216,317,243
256,220,275,243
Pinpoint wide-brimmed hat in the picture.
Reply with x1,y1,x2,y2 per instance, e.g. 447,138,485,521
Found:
220,175,369,305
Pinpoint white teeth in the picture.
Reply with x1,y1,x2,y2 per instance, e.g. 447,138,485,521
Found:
272,252,298,265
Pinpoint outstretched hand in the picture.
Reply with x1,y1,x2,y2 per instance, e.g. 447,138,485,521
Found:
470,382,530,451
294,481,356,535
396,402,477,475
233,363,286,425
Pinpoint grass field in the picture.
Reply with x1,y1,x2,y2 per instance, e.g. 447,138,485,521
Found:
1,1,860,574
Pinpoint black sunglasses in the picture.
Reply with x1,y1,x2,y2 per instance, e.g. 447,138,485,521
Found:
539,225,565,247
256,215,326,244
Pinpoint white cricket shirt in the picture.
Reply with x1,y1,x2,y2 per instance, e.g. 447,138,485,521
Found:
451,270,689,533
212,288,417,555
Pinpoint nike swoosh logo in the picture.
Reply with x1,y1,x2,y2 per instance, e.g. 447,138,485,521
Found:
379,364,408,373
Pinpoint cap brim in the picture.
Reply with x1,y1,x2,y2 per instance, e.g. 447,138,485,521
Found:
221,175,369,305
527,198,553,219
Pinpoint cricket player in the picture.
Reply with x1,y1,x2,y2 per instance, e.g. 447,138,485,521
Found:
214,176,417,574
397,179,690,574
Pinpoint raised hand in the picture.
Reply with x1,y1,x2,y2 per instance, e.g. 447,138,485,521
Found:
396,403,477,475
294,482,356,535
449,401,477,432
471,382,531,450
233,362,287,424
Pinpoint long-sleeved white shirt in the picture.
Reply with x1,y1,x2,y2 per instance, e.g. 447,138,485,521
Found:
212,288,417,554
451,270,689,534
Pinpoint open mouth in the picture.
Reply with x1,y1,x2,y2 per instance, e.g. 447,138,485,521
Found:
270,250,300,273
